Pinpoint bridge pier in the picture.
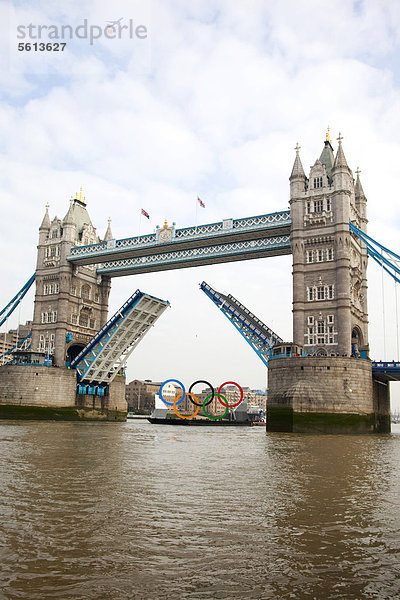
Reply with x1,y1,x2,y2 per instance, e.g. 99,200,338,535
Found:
267,356,390,434
0,364,127,421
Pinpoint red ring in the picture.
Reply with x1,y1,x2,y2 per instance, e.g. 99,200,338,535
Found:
217,381,243,408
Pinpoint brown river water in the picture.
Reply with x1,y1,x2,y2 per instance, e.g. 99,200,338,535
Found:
0,420,400,600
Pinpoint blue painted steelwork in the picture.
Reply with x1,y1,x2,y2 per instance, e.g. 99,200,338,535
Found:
70,289,144,378
372,361,400,379
0,333,32,362
372,361,400,374
76,383,108,396
71,289,145,381
0,274,35,328
350,223,400,283
200,281,282,367
71,289,169,384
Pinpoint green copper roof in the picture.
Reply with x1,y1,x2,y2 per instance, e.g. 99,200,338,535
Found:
319,141,334,182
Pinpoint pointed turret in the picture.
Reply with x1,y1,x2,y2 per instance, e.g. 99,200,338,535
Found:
290,143,306,179
333,133,350,170
38,203,51,244
40,203,51,230
319,127,335,182
290,143,307,198
355,168,367,230
63,198,75,225
332,133,352,191
62,197,77,242
355,168,366,199
104,218,113,241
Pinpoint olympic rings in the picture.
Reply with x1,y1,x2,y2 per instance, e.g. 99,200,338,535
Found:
217,381,243,408
173,393,200,420
158,379,243,420
202,394,229,420
188,380,214,407
159,379,185,406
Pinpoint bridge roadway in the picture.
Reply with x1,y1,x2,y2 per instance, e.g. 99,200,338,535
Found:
67,211,291,276
372,362,400,382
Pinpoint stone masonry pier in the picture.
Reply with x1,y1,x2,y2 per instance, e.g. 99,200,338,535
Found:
267,356,390,433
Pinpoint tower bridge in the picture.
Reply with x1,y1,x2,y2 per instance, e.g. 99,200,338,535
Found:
0,132,397,430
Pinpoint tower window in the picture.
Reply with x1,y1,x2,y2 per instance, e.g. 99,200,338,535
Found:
327,315,334,324
43,282,59,295
327,248,334,261
317,286,325,300
81,285,91,300
79,313,89,327
41,311,57,324
306,250,313,263
306,202,311,214
313,177,323,189
307,316,314,325
317,250,324,262
326,198,331,211
314,200,323,212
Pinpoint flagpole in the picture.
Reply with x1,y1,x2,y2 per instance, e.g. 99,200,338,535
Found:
139,211,142,236
195,198,198,232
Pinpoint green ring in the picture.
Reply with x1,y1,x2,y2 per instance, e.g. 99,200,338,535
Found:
202,393,229,420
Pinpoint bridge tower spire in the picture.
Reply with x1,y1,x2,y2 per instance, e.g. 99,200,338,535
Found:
289,143,306,196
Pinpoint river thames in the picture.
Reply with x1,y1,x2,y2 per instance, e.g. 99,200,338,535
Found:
0,420,399,600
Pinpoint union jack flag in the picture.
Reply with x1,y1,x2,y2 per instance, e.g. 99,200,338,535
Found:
141,208,150,219
197,197,205,208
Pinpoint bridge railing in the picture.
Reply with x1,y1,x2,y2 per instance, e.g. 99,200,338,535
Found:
372,361,400,369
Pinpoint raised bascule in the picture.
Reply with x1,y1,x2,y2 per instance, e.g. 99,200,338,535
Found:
0,133,397,430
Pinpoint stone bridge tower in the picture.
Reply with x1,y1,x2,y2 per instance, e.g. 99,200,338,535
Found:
31,190,112,367
290,132,369,357
267,132,390,434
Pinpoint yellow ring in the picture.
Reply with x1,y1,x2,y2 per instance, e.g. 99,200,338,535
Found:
173,392,200,420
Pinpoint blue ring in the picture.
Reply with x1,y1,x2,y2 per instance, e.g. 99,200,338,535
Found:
159,379,185,406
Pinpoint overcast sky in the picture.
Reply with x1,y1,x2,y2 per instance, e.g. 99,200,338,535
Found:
1,0,400,405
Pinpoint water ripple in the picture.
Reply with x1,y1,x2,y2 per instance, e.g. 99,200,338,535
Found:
0,422,399,599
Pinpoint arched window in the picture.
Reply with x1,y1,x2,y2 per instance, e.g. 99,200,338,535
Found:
351,327,364,357
81,285,91,300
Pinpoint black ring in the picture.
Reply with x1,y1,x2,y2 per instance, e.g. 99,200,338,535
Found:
188,380,214,407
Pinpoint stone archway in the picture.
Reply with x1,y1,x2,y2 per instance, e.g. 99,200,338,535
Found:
66,343,85,364
315,347,328,356
351,327,364,357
